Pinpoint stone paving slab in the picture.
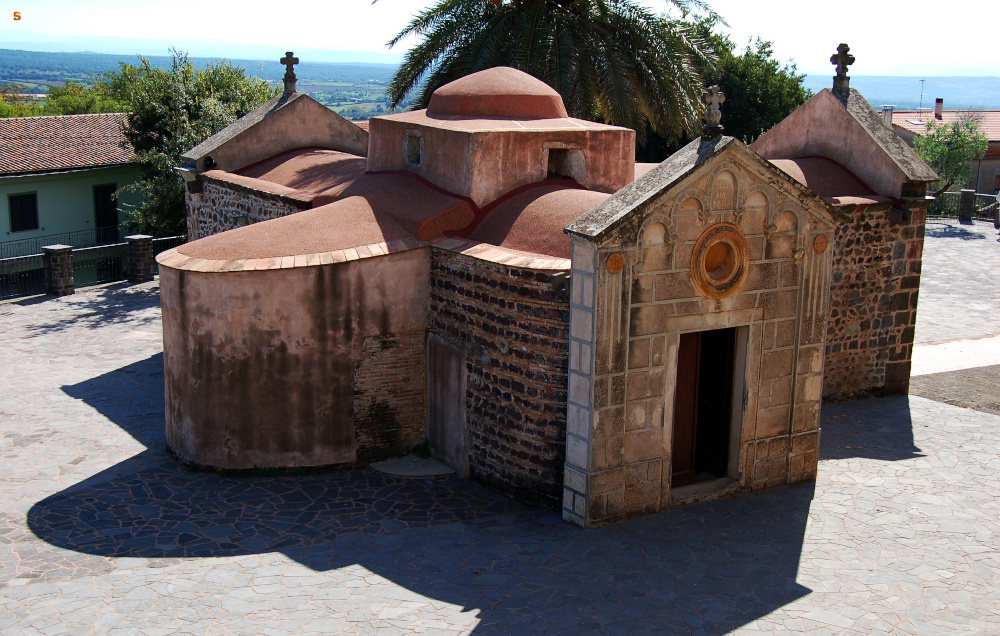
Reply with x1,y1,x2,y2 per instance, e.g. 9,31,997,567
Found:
2,278,1000,633
911,334,1000,376
915,222,1000,345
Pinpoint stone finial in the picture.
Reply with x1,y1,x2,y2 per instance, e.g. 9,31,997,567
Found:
831,43,855,95
701,85,725,137
280,51,299,95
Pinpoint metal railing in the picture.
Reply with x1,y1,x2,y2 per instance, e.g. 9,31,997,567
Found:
927,192,998,224
0,254,44,301
72,243,127,289
152,236,186,275
0,226,135,259
0,234,187,301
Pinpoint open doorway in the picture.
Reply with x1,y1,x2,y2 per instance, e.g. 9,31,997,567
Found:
671,326,747,488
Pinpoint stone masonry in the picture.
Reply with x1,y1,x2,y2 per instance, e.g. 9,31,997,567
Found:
823,202,927,401
353,330,428,463
125,235,155,283
185,180,308,242
41,244,74,296
429,248,571,509
563,138,837,527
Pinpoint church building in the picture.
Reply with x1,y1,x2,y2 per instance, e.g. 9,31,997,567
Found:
158,46,935,527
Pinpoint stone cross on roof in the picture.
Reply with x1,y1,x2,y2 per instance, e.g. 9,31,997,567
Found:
281,51,299,95
831,43,855,95
701,85,725,137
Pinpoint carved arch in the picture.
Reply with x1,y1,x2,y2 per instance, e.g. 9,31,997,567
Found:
737,182,774,224
708,162,742,215
670,189,711,225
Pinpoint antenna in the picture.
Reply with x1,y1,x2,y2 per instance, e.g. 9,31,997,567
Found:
918,79,925,119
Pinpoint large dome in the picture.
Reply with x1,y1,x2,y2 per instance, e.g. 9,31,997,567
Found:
426,67,569,119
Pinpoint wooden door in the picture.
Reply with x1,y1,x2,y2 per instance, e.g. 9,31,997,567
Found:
671,331,701,487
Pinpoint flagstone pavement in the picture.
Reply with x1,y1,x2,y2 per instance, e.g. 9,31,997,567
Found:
1,223,999,635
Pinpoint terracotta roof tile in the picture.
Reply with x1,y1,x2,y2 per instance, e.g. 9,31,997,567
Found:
0,113,134,176
354,120,370,133
891,110,1000,141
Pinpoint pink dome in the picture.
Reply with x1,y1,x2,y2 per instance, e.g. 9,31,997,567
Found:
427,67,569,119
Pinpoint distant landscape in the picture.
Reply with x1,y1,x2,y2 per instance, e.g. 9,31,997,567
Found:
2,48,999,121
0,49,405,120
802,75,1000,110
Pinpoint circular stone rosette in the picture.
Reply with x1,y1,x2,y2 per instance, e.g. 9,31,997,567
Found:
690,222,750,299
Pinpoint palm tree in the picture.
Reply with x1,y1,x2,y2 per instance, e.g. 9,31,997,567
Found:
382,0,717,143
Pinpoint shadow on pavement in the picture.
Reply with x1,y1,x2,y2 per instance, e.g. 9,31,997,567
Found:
924,224,988,241
33,354,816,634
820,396,923,461
21,283,161,336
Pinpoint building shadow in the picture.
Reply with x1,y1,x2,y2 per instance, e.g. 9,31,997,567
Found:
32,354,815,634
819,396,923,461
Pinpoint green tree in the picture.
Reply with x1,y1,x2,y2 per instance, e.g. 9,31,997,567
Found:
382,0,717,143
701,35,810,144
635,28,810,161
0,83,43,117
914,116,989,198
43,81,124,115
105,51,277,235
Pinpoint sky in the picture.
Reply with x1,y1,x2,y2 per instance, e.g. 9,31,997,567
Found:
1,0,997,75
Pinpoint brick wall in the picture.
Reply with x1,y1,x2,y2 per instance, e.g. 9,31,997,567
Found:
429,248,570,508
353,330,428,462
186,180,307,241
823,204,926,401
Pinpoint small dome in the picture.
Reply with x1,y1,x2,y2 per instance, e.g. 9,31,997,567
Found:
427,67,569,119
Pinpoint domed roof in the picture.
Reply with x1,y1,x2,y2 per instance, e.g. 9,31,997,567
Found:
427,67,569,119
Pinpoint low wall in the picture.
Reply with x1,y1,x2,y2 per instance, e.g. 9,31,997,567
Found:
823,202,926,401
429,247,571,508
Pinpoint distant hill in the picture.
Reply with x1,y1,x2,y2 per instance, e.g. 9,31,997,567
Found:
804,75,1000,110
0,48,398,86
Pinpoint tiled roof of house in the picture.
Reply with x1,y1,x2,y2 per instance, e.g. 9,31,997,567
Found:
354,120,370,133
0,113,133,176
891,110,1000,141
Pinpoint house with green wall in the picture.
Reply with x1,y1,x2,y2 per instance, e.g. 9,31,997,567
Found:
0,113,142,256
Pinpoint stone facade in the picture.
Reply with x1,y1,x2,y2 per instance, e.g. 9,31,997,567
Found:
563,139,837,527
823,203,927,401
428,248,571,508
186,180,307,241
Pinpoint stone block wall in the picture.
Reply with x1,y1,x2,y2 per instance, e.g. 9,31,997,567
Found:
823,202,927,401
429,247,571,508
186,180,308,241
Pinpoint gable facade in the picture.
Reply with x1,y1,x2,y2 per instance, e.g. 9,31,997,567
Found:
561,139,837,527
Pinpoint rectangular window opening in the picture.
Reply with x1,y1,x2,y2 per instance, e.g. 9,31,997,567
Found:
9,192,39,233
404,132,422,167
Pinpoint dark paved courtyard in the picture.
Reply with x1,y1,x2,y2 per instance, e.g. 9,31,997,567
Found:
2,222,1000,634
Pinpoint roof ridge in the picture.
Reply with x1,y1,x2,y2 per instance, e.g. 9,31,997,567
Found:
0,112,127,120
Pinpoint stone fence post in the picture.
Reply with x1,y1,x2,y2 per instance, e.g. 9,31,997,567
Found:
42,244,74,296
958,189,975,225
126,235,155,283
